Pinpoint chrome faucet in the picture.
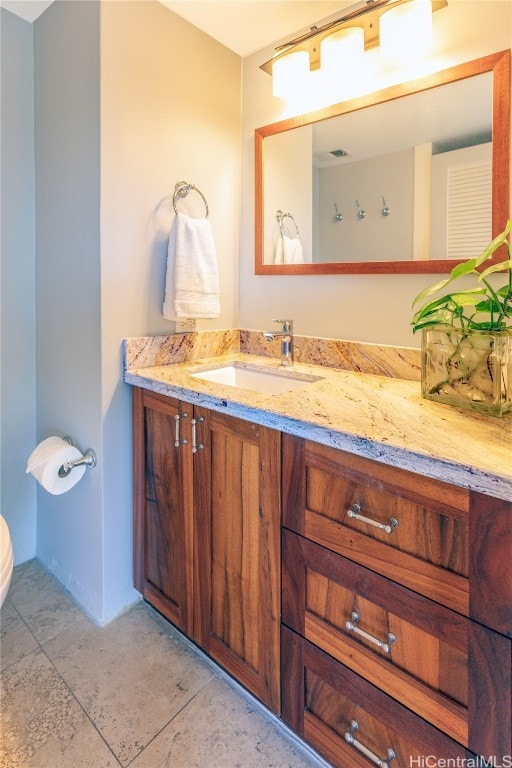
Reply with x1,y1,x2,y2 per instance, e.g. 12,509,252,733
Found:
263,319,294,367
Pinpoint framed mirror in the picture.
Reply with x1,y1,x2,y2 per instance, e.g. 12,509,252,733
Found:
255,50,510,275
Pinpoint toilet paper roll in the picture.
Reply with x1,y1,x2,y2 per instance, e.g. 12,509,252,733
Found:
26,436,86,495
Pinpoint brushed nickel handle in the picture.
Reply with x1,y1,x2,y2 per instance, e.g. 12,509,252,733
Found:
346,611,396,654
347,503,398,534
345,720,395,768
191,417,204,453
174,413,188,447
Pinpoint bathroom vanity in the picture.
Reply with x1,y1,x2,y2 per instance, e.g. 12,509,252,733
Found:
125,335,511,768
280,437,510,764
132,388,281,712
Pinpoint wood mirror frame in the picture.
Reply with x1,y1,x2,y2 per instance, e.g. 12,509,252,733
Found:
255,50,510,275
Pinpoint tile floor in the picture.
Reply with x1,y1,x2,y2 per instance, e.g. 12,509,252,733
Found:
1,559,329,768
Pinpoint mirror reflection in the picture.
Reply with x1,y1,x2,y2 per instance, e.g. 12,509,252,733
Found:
255,52,510,275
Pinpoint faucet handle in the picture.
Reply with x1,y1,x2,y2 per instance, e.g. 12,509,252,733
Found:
272,319,293,333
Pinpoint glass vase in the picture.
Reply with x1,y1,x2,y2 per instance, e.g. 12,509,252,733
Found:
421,326,512,417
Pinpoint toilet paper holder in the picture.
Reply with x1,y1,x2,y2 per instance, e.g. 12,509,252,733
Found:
59,437,97,478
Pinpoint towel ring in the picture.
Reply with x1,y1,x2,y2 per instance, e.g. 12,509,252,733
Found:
173,181,209,218
276,210,299,239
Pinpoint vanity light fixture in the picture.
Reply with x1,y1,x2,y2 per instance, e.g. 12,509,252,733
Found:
261,0,447,98
379,0,433,61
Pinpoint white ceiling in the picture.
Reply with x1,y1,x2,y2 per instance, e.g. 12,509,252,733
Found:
160,1,350,56
1,0,53,21
311,72,492,166
0,0,353,56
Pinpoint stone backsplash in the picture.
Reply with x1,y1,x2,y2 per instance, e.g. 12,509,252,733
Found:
124,329,420,381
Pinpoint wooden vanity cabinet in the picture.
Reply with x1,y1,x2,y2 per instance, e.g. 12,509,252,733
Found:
193,406,281,712
133,385,511,765
132,388,281,712
281,434,511,766
132,388,193,636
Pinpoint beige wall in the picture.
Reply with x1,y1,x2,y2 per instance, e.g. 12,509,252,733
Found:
100,0,241,342
317,149,414,263
28,0,241,623
1,8,37,565
4,0,509,619
34,0,104,618
99,0,241,621
263,127,313,263
240,1,512,346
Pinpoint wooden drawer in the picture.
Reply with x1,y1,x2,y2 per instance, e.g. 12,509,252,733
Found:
282,626,477,768
282,435,470,616
282,530,469,746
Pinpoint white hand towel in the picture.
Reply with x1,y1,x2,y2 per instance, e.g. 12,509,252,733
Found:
274,234,304,265
163,212,220,320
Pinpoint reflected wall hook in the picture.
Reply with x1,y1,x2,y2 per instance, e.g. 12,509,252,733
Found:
334,203,343,222
355,200,366,219
381,196,391,216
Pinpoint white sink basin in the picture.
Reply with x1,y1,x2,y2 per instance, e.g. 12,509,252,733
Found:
190,363,323,395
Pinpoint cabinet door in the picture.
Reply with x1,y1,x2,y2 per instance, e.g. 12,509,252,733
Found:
193,408,281,713
133,388,194,636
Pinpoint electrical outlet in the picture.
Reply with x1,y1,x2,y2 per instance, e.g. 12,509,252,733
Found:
175,318,197,333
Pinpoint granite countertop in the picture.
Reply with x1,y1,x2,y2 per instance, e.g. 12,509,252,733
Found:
124,351,512,502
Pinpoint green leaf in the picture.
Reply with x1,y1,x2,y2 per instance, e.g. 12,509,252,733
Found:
449,289,487,307
474,298,503,314
413,289,487,322
410,219,512,330
449,258,478,279
474,218,512,266
411,277,451,308
412,297,455,326
468,320,507,331
411,308,455,332
498,289,512,318
411,258,485,309
478,259,512,281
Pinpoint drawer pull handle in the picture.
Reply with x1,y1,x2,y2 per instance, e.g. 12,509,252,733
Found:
191,417,204,453
345,720,395,768
347,504,398,534
346,611,396,653
174,413,188,447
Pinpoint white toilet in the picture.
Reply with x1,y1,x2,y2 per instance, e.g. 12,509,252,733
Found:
0,515,14,607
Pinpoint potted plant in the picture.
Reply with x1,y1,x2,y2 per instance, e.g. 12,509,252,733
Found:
411,219,512,416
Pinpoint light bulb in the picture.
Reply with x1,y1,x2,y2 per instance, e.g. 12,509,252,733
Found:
321,26,365,73
380,0,433,63
320,26,367,102
272,51,310,98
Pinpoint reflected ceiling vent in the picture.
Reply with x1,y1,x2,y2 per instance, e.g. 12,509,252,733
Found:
313,148,352,168
330,148,350,158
